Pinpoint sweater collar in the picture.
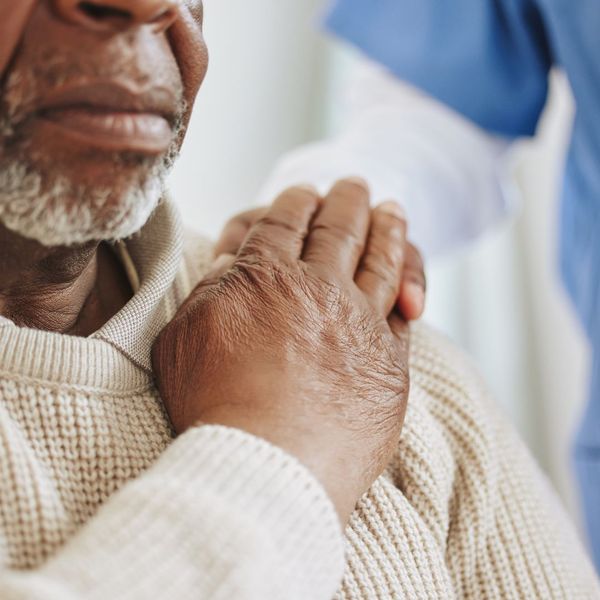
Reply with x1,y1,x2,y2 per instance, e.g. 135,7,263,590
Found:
91,199,183,372
0,199,183,387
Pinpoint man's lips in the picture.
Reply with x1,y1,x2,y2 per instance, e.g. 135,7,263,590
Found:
40,107,173,154
33,81,180,154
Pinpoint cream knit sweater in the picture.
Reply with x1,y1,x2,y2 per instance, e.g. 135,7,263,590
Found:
0,201,598,600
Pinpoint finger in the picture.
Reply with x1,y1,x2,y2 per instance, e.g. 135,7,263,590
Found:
397,243,427,321
214,208,267,257
238,186,320,260
355,201,407,316
0,1,36,75
302,178,371,277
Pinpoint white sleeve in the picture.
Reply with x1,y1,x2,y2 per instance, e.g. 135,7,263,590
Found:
0,426,345,600
258,60,515,258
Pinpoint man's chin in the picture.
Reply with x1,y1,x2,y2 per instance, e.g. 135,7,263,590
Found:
0,160,165,247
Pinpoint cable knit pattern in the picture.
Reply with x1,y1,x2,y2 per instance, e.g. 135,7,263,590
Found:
0,200,598,599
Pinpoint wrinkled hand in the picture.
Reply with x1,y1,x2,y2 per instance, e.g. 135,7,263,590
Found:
152,180,413,524
214,192,426,320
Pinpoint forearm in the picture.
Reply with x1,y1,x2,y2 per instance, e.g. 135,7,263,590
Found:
0,426,344,600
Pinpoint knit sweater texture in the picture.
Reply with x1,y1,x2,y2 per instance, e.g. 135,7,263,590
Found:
0,200,598,599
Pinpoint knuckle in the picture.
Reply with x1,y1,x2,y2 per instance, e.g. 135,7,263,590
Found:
367,237,406,271
311,221,365,252
375,211,406,240
243,220,296,256
314,220,356,241
404,270,427,290
387,242,406,267
360,256,399,290
257,214,298,234
240,235,274,260
234,256,272,280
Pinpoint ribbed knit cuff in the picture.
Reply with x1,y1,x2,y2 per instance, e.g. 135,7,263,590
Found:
10,425,346,600
159,425,346,596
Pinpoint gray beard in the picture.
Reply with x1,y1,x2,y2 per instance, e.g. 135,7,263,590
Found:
0,157,169,247
0,88,185,247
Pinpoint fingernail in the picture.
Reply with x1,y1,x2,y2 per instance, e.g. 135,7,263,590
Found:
378,200,406,219
345,176,370,191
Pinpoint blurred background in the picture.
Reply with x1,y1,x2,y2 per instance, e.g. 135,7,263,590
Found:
168,0,590,526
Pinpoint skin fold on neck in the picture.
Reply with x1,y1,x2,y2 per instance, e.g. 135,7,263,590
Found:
0,223,133,336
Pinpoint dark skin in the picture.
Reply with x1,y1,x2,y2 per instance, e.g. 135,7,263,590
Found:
0,0,207,333
2,1,427,525
214,201,426,320
155,181,415,522
0,230,132,335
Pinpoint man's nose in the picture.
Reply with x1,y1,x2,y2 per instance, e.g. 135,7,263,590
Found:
51,0,179,32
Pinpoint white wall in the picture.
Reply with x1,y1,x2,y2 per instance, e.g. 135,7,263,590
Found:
169,0,327,237
513,74,589,518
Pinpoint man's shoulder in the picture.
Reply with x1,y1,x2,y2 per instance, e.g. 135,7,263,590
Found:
403,322,506,475
409,323,496,411
385,323,513,543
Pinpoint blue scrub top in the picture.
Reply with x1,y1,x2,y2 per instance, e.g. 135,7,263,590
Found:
325,0,600,570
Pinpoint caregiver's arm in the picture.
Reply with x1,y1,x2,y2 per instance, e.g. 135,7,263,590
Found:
258,60,513,258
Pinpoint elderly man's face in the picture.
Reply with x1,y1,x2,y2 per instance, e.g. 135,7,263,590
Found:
0,0,207,246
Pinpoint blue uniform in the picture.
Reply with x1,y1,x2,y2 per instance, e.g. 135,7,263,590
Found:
324,0,600,570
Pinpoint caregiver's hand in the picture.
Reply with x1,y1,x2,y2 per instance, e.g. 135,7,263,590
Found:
152,179,411,525
214,189,426,320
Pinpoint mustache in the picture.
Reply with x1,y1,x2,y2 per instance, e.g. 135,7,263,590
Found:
0,45,185,128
